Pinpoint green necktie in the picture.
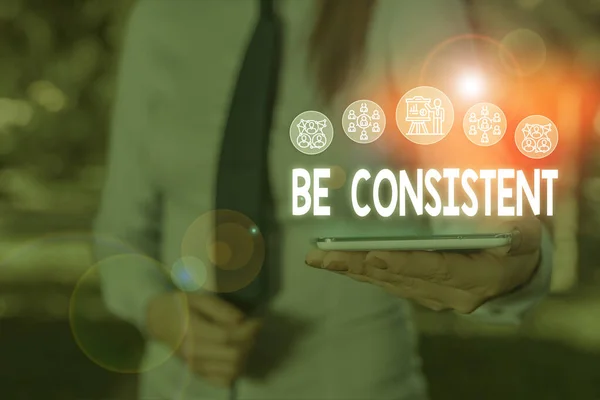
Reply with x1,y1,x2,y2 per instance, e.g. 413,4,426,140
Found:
214,0,282,314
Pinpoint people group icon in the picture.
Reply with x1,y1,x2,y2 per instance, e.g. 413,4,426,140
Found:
291,89,558,159
296,119,328,150
467,107,501,144
347,103,382,141
463,103,507,147
289,111,334,155
521,123,552,154
342,100,386,144
515,115,558,159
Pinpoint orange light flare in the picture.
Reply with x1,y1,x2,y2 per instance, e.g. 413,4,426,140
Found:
369,34,600,195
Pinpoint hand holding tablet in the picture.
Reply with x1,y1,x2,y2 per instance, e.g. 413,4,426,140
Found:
305,217,542,314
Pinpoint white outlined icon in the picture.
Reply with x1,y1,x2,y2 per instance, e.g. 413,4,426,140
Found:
342,100,386,144
396,86,455,145
515,115,558,159
406,97,444,135
289,111,334,155
463,103,507,147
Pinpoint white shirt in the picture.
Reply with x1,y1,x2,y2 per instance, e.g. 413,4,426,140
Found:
94,1,553,399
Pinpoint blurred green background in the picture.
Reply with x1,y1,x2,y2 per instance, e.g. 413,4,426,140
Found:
1,0,600,399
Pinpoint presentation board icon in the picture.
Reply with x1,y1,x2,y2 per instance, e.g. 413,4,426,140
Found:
396,86,455,145
463,103,507,147
290,110,334,155
515,115,558,159
342,100,386,144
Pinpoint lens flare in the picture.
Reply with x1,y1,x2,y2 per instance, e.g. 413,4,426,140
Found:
181,210,265,294
457,72,486,99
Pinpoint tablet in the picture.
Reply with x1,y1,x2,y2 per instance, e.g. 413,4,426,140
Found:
315,233,513,252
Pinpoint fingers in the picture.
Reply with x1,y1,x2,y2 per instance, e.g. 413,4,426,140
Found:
187,294,244,325
365,250,508,299
305,250,367,273
414,298,450,312
364,251,464,285
192,318,231,345
194,343,242,363
178,317,230,360
198,360,238,377
202,373,236,388
305,249,326,268
310,249,495,301
187,315,262,346
189,345,246,388
361,265,484,314
366,251,447,281
324,251,366,273
183,316,262,388
187,340,251,386
228,318,262,344
155,294,262,388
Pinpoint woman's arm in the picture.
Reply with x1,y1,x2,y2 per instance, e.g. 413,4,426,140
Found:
93,2,173,332
463,223,553,323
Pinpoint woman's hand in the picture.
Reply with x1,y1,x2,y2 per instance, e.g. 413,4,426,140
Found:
146,292,262,387
305,217,542,314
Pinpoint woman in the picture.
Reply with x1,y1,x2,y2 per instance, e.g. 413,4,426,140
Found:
94,1,553,399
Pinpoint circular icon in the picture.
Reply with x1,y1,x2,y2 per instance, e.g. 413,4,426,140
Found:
463,103,507,147
289,110,334,155
396,86,455,145
515,115,558,159
342,100,386,144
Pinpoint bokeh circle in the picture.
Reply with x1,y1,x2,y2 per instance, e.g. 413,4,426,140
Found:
327,166,347,190
181,210,265,294
70,252,188,374
500,29,547,76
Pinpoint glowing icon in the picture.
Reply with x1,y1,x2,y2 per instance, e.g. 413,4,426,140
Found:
289,111,334,155
396,86,454,145
515,115,558,159
342,100,386,143
463,102,507,147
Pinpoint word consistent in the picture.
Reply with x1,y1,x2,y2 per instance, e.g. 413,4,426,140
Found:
292,168,558,217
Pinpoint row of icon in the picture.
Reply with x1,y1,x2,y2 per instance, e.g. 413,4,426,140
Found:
289,86,559,160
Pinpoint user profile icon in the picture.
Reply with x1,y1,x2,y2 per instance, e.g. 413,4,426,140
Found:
342,100,386,144
463,103,507,147
396,86,455,145
290,111,334,155
515,115,559,159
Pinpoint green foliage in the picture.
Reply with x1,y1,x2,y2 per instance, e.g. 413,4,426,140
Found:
0,0,133,181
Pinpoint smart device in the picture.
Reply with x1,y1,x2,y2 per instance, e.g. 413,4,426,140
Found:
314,233,514,252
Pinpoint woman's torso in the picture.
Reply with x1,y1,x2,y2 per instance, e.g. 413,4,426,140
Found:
131,0,455,398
